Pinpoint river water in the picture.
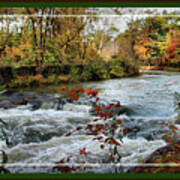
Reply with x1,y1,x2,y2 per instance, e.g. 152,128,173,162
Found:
1,70,180,173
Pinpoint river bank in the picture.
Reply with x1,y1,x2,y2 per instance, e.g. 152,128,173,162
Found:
140,66,180,72
128,140,180,173
0,58,139,89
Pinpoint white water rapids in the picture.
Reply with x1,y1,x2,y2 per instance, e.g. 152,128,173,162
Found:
1,70,180,173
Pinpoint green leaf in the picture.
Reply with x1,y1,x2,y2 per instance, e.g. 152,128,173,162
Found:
168,162,177,167
166,153,172,158
0,150,8,165
1,127,9,146
0,119,7,126
0,85,6,92
113,146,117,155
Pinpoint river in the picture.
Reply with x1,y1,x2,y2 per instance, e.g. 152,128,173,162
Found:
0,70,180,173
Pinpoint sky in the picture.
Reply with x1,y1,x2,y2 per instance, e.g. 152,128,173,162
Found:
96,8,180,34
1,7,180,38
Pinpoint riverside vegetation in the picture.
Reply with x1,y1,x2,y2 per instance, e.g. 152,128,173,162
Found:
0,8,139,89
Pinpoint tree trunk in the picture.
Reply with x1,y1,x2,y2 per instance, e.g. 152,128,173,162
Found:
39,8,45,63
26,8,38,50
43,8,52,53
32,19,38,49
82,40,87,59
130,33,137,62
50,9,55,38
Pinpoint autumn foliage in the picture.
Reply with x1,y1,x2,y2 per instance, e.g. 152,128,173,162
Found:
54,85,126,173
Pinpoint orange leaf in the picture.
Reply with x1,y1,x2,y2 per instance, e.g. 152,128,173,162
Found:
86,88,92,95
66,91,72,97
79,87,85,93
58,86,67,94
169,125,178,131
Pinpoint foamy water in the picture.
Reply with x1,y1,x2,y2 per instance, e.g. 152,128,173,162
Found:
1,70,180,173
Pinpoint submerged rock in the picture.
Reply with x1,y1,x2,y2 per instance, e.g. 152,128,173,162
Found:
29,100,42,111
0,100,16,109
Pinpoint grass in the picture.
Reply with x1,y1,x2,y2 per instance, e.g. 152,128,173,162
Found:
164,67,180,72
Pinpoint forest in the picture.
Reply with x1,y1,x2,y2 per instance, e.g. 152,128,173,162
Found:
0,8,139,89
0,8,180,89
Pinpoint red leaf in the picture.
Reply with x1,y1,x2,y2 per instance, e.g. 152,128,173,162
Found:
79,88,85,93
86,124,93,130
66,91,72,97
96,97,99,102
114,102,121,108
96,124,104,131
59,165,65,169
169,125,178,131
59,159,64,163
76,126,83,131
70,96,74,101
65,132,72,136
80,147,87,156
123,128,129,134
71,86,78,92
67,169,72,174
97,112,103,117
96,136,103,140
91,90,98,97
106,106,111,111
93,136,103,141
73,95,78,101
116,119,122,124
94,105,101,112
110,138,121,146
67,157,70,162
91,131,98,135
100,144,105,149
105,123,110,127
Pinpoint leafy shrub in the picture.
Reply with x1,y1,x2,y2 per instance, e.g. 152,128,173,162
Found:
109,55,138,78
54,86,129,173
68,66,81,82
58,75,69,83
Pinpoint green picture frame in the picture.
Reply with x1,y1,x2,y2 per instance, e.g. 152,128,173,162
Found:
1,1,180,179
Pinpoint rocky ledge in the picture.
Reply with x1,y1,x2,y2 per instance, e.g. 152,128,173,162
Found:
128,140,180,173
0,91,133,117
